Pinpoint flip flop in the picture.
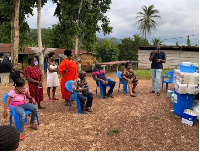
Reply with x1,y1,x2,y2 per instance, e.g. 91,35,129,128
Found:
130,94,136,97
30,124,39,130
49,99,54,102
52,97,59,100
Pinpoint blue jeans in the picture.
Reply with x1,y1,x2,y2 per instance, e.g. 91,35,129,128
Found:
100,80,116,96
151,69,162,92
14,103,37,133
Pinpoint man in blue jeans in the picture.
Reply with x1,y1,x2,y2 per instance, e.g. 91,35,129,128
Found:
92,63,116,99
149,44,166,96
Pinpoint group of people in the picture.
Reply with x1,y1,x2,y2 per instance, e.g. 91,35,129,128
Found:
1,44,166,142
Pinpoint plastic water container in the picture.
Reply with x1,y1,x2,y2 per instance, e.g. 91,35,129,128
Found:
173,89,195,116
179,64,197,73
182,62,193,67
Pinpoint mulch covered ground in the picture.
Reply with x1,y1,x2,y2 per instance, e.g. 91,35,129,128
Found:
0,72,199,151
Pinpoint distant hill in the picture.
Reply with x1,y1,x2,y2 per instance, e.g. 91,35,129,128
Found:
97,37,121,44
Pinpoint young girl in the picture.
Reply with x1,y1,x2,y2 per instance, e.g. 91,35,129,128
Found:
3,78,39,140
47,52,60,102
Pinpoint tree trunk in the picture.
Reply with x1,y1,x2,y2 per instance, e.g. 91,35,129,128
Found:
37,0,44,75
11,0,20,67
74,0,83,55
75,0,83,72
75,35,78,55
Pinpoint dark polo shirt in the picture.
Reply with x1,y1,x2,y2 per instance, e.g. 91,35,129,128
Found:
150,51,166,69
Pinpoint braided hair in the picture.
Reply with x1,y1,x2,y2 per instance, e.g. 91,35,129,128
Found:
0,125,20,151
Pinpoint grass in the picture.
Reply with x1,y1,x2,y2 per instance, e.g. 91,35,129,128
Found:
134,69,173,80
107,128,120,136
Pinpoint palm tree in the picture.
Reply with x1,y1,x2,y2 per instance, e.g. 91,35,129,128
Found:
151,38,163,46
136,5,161,40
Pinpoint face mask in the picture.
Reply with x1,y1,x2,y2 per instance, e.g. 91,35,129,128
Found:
155,47,160,50
34,61,38,65
96,65,101,69
9,56,11,60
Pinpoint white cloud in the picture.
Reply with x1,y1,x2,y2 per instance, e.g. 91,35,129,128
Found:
26,0,199,45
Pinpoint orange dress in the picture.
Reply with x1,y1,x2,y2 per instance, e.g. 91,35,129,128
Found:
59,59,78,100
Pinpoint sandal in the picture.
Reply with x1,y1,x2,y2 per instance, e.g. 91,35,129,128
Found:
20,134,24,140
49,99,54,102
52,97,59,100
30,124,39,130
130,94,136,97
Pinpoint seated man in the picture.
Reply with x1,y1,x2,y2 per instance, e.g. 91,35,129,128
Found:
72,70,93,114
92,63,116,99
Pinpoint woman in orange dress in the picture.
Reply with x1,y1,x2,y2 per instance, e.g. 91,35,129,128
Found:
59,49,78,105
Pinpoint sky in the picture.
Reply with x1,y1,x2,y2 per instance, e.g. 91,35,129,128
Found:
26,0,199,46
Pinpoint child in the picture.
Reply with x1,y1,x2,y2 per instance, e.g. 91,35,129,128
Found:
0,125,20,151
72,70,93,114
3,78,39,140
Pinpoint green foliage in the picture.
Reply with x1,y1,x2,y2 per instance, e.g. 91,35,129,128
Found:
176,41,179,46
187,35,191,46
136,4,161,39
107,128,119,136
96,39,119,62
118,35,149,61
53,0,112,50
151,38,163,46
0,0,36,51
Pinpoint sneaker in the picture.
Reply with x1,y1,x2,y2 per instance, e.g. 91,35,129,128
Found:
103,96,108,99
20,134,24,140
107,94,114,98
85,107,92,112
81,110,88,114
151,90,155,93
157,92,160,96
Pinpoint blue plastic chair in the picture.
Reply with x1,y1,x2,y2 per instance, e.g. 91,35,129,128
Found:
116,71,128,94
93,77,112,98
65,80,89,115
162,70,174,90
2,92,39,132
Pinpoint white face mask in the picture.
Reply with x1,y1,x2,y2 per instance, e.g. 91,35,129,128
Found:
9,56,11,60
34,61,38,65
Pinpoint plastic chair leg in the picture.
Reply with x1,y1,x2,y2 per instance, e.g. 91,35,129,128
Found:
9,115,13,127
118,82,120,92
14,114,20,131
100,88,103,98
25,116,27,123
76,99,81,115
124,83,128,94
166,83,168,91
96,87,97,96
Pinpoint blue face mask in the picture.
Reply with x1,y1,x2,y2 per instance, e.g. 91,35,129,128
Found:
155,47,160,50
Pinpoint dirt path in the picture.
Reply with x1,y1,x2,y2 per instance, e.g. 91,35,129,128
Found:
0,73,199,151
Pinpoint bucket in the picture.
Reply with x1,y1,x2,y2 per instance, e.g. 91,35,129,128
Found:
173,89,195,116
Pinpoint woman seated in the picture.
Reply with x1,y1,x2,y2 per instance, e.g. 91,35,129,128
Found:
121,62,138,97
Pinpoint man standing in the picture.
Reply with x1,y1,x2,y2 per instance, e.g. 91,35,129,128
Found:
0,53,23,85
149,44,166,96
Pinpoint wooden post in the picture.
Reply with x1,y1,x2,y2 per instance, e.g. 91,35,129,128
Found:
116,64,119,72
